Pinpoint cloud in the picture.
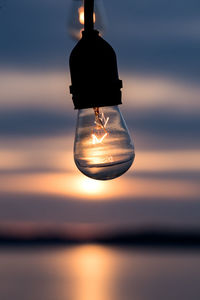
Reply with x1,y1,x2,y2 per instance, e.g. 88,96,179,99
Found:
0,107,199,151
0,0,199,80
0,109,73,136
0,193,200,228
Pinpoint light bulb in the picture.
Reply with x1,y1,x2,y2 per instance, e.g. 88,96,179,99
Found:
74,106,135,180
68,0,105,40
69,9,135,181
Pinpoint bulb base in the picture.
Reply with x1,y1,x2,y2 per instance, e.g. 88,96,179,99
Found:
69,30,123,109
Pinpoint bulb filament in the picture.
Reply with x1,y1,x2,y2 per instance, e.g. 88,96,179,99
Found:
92,132,108,144
92,107,109,145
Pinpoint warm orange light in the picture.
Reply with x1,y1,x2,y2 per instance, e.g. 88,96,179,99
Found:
63,245,112,300
92,108,109,144
92,132,108,144
79,176,104,195
78,6,84,24
78,6,96,25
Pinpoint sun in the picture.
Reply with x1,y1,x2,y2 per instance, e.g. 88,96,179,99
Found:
49,174,110,200
80,177,104,195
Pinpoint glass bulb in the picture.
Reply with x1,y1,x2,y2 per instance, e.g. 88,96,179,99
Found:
74,106,135,180
68,0,106,41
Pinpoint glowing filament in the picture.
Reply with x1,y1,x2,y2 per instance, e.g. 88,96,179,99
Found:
78,6,96,25
91,108,109,145
92,132,108,144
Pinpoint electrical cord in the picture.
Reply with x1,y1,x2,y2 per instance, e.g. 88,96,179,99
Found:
84,0,94,32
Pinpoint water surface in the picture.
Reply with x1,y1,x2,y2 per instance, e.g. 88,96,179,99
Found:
0,245,200,300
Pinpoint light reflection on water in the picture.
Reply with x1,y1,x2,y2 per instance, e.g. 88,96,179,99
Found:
67,245,112,300
0,245,200,300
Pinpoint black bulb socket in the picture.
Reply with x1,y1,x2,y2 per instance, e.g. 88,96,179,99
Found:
69,30,123,110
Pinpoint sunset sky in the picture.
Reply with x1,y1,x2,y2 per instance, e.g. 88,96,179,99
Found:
0,0,200,235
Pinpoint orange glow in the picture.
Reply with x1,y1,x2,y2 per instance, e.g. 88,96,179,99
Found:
78,6,85,25
79,176,105,195
0,136,200,201
78,6,96,25
65,245,112,300
92,132,108,144
0,172,199,200
92,108,109,144
132,150,200,172
0,173,109,200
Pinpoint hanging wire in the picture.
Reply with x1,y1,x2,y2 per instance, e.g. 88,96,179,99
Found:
84,0,94,32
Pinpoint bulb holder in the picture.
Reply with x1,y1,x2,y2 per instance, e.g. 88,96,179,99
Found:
69,30,122,109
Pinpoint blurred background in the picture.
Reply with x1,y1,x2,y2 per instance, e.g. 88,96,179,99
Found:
0,0,200,299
